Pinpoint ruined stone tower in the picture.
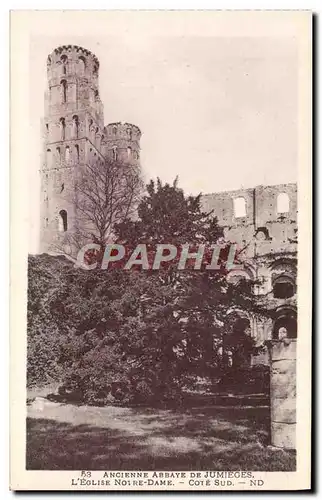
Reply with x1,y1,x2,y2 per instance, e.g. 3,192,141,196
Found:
40,45,141,253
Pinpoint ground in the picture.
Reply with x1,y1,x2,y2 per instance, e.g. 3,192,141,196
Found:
26,388,295,471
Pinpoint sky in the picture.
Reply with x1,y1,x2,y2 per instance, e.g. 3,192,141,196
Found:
28,27,298,252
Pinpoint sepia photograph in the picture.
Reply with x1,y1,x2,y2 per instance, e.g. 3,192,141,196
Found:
10,10,312,491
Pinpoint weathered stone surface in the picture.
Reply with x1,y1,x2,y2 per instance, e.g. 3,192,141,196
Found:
271,422,296,449
270,340,296,449
271,397,296,423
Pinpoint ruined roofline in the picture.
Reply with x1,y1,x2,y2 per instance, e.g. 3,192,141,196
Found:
203,182,297,198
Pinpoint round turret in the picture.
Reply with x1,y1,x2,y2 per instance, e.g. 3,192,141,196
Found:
102,122,141,165
46,45,100,84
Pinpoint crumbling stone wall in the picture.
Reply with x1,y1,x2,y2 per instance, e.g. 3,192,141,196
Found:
201,183,297,356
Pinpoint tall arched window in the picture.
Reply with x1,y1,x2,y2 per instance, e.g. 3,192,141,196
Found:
127,146,132,159
58,210,68,232
56,147,61,162
59,118,66,140
75,144,80,161
78,56,86,76
277,192,290,214
233,197,246,218
60,80,67,103
65,146,70,163
89,119,93,140
46,148,52,167
72,115,79,139
61,55,67,75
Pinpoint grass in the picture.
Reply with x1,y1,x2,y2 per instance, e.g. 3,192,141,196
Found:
26,393,296,471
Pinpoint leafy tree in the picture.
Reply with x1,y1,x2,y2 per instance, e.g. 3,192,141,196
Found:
28,178,268,404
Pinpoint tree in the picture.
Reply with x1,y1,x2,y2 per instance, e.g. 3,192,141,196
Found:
30,178,268,404
53,157,143,257
58,179,266,403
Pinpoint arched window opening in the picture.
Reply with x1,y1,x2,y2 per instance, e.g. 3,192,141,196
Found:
127,146,132,159
72,115,79,138
56,147,61,161
277,192,290,214
273,313,297,339
60,79,67,103
45,123,49,133
65,146,70,163
46,148,52,167
112,146,118,161
59,117,66,140
78,56,86,75
45,218,49,227
60,183,64,193
58,209,68,232
89,118,93,138
273,276,295,299
75,144,80,161
61,55,68,75
233,197,246,218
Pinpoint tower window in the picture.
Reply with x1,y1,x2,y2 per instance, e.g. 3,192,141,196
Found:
46,148,52,167
277,192,290,214
78,56,86,76
72,115,79,139
45,123,49,133
233,197,246,218
65,146,70,163
89,119,93,138
58,210,68,232
75,144,80,161
127,146,132,159
61,55,68,75
59,117,66,140
56,147,61,161
60,183,64,193
60,79,67,103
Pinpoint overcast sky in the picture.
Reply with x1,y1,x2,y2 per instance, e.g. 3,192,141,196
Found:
29,30,298,252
